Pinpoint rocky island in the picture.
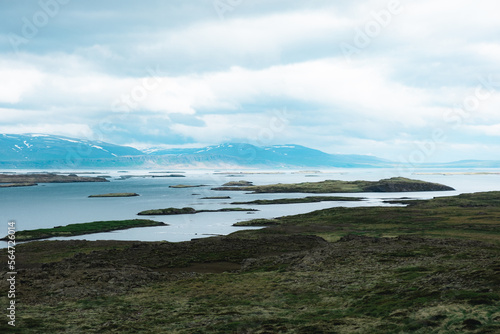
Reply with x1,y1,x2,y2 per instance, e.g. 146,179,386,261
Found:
212,177,454,193
89,193,140,198
137,207,258,215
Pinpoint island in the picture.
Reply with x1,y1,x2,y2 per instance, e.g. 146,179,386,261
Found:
88,193,140,198
169,184,206,188
212,177,454,193
201,196,232,199
231,196,363,205
0,173,108,187
221,180,254,186
1,219,166,242
137,207,258,215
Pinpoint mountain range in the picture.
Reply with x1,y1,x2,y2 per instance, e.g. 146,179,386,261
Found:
0,133,498,169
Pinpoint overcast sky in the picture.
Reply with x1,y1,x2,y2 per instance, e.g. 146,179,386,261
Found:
1,0,499,162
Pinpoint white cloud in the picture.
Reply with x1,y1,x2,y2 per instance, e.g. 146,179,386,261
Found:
0,123,93,138
0,64,43,104
465,124,500,136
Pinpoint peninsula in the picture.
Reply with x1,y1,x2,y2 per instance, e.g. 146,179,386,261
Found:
1,219,166,241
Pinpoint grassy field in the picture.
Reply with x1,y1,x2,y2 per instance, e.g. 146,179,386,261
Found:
233,191,500,244
1,191,499,333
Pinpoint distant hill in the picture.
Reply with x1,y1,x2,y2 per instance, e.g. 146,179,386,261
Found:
1,133,499,169
147,143,391,168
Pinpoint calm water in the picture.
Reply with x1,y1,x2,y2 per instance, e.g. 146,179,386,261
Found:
1,168,499,246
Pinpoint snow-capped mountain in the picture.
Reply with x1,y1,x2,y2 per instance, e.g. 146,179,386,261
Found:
149,143,390,167
0,134,392,168
0,134,143,162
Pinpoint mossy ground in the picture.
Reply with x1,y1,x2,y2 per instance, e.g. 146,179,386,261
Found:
1,191,499,333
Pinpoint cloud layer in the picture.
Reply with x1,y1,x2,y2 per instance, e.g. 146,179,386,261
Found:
1,0,499,162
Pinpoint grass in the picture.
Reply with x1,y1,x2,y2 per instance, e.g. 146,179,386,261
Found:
212,177,454,193
138,207,258,215
233,191,500,244
5,236,499,333
2,219,166,241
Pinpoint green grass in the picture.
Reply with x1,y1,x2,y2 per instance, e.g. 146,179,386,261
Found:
2,219,166,241
7,238,499,333
233,191,500,244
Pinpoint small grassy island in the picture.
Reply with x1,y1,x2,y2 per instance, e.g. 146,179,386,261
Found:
1,219,166,242
169,184,206,188
213,177,454,193
0,173,108,187
2,191,498,333
231,196,363,205
89,193,140,198
221,180,254,186
138,207,258,215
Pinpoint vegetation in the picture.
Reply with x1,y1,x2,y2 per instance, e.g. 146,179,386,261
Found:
213,177,454,193
234,191,500,244
231,196,363,205
88,193,139,198
1,219,166,241
138,207,258,215
2,191,499,333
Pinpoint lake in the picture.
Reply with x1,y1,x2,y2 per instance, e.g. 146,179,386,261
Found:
1,168,499,246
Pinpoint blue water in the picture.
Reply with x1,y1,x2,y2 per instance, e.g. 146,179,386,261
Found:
1,168,499,246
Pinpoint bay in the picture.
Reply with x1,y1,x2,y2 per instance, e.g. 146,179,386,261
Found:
1,168,499,246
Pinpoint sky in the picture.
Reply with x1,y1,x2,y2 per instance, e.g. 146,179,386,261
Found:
1,0,499,163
